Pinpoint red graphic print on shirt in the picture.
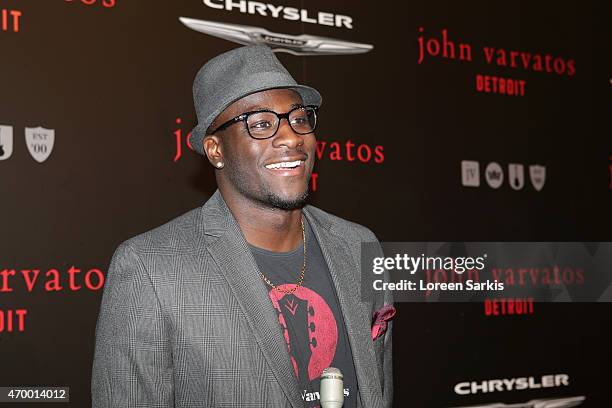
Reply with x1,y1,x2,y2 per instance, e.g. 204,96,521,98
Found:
268,285,338,381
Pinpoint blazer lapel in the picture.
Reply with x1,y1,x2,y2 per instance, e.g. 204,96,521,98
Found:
200,191,304,408
304,206,383,408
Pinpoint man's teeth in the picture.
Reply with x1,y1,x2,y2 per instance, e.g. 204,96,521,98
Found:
265,160,302,169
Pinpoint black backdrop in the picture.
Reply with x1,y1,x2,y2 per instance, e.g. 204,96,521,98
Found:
1,0,611,407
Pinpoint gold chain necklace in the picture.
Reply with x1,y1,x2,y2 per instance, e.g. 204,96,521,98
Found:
259,217,306,295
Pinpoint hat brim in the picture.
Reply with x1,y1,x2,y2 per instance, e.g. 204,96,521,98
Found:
189,84,322,155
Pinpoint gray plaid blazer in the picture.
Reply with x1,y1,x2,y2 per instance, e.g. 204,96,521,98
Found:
91,190,393,408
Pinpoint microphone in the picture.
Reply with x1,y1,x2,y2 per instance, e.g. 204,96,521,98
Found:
320,367,344,408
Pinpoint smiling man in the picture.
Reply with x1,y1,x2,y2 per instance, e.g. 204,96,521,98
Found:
92,45,393,408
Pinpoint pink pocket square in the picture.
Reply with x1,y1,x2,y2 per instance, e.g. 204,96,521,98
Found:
371,305,396,341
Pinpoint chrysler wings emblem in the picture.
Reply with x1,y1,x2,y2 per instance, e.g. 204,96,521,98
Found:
450,396,585,408
179,17,373,56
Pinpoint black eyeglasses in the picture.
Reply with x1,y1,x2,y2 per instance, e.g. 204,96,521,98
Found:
209,105,318,140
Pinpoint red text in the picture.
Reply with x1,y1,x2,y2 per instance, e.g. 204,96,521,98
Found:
1,9,21,32
476,74,526,96
484,298,535,316
65,0,116,8
0,309,27,332
0,267,105,293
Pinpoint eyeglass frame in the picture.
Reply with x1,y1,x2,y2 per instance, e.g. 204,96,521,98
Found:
208,105,319,140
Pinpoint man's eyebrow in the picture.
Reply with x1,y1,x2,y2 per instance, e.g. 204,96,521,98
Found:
257,105,274,111
240,105,272,112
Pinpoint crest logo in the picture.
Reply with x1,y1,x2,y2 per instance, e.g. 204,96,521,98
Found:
0,125,14,160
508,163,525,190
25,126,55,163
179,17,373,56
485,162,504,189
529,164,546,191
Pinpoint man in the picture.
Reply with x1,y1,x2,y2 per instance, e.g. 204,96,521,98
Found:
92,45,393,408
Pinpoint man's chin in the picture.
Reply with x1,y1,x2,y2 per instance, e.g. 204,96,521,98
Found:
265,190,309,211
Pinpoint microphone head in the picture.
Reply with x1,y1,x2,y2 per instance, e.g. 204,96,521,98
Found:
321,367,343,380
320,367,344,408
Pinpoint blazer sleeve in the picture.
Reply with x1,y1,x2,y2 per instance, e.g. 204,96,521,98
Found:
91,242,174,407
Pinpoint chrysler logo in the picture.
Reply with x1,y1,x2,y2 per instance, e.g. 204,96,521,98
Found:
179,17,373,56
449,395,585,408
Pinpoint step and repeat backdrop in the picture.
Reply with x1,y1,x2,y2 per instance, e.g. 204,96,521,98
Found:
1,0,611,407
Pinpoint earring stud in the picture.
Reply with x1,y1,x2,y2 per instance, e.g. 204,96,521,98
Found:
216,162,224,168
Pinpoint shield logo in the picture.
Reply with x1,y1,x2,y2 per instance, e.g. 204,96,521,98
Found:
508,163,524,190
25,126,55,163
529,164,546,191
0,125,14,160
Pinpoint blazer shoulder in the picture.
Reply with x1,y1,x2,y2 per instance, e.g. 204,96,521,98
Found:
305,205,379,243
120,205,205,255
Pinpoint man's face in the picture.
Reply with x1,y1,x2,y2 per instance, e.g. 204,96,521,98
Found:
207,88,316,210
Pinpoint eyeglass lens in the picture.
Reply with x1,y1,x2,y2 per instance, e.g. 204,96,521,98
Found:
246,107,316,139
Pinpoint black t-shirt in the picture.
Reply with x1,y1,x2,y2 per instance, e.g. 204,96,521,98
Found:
249,219,358,408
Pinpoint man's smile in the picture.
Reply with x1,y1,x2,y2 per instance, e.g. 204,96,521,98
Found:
263,155,309,176
265,159,303,170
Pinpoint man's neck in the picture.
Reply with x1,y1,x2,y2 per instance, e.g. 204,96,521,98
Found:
220,190,305,253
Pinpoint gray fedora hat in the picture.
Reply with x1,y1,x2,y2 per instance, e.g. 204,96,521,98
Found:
189,45,322,155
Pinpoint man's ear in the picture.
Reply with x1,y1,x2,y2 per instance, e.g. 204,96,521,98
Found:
203,135,223,166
